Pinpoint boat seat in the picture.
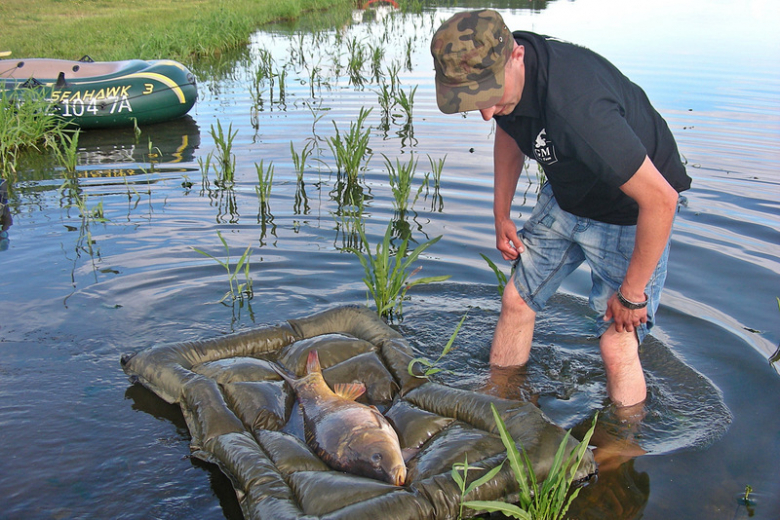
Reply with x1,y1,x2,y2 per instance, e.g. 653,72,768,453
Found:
1,58,143,80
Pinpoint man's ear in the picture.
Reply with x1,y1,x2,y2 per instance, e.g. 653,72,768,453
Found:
512,43,525,62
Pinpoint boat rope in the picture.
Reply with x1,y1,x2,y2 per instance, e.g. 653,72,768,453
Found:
0,62,23,78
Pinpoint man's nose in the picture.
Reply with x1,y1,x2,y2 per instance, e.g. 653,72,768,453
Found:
480,107,496,121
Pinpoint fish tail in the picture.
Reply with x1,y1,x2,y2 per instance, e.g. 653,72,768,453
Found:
307,350,322,374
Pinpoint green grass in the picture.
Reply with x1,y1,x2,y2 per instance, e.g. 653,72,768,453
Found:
462,406,598,520
408,313,467,379
0,0,355,63
0,89,68,178
210,120,238,187
192,231,254,304
481,253,509,296
351,222,450,322
385,153,423,213
51,129,81,175
453,454,505,520
328,106,373,182
255,159,275,214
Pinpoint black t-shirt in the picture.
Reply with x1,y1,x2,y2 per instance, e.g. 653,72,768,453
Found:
495,32,691,225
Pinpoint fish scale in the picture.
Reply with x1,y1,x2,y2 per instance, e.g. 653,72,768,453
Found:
273,350,407,486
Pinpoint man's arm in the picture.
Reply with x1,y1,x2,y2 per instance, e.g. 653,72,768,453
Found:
493,125,526,260
606,155,679,333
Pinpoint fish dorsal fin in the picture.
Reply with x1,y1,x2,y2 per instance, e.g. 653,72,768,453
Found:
333,382,366,401
306,350,322,374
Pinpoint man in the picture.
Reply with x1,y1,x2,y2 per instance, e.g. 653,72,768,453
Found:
431,10,691,407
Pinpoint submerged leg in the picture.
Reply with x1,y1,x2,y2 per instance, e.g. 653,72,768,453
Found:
490,275,536,367
599,324,646,407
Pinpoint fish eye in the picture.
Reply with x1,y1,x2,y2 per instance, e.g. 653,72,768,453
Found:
371,452,383,465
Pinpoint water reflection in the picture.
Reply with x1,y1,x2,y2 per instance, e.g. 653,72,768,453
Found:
76,115,201,171
569,459,650,520
0,178,11,250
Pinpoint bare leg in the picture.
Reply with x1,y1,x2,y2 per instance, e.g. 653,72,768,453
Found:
599,324,647,407
490,275,536,366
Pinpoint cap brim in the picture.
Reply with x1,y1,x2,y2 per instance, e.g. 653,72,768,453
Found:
435,81,505,115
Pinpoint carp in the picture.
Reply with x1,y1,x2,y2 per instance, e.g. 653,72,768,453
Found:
272,350,406,486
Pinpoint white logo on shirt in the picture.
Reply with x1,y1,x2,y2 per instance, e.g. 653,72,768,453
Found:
533,129,558,165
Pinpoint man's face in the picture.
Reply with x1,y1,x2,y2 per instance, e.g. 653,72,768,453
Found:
479,45,524,121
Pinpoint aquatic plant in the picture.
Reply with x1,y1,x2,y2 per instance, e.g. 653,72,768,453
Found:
294,180,310,216
327,107,372,182
352,222,450,321
131,117,142,142
308,65,323,98
462,406,598,520
250,48,275,107
401,36,413,69
57,166,109,225
198,152,214,191
453,455,505,520
346,36,367,87
277,67,287,105
192,231,254,304
209,120,237,187
256,49,274,81
249,69,267,108
369,43,385,83
394,85,418,148
385,61,401,95
736,484,758,516
255,159,274,214
408,313,467,379
290,139,315,182
423,154,446,212
481,253,510,296
426,154,445,190
146,139,163,173
0,89,66,178
385,153,422,212
376,83,395,130
396,85,417,120
51,129,81,175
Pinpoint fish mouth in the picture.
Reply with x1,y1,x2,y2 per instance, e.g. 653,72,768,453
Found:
390,464,407,486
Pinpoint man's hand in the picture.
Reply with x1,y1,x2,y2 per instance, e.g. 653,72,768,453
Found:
495,218,524,260
605,292,647,333
492,125,526,261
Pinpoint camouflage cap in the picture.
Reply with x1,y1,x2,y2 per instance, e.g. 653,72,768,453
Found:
431,10,513,114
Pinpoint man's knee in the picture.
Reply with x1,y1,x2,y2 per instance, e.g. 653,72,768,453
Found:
501,276,535,320
599,325,641,368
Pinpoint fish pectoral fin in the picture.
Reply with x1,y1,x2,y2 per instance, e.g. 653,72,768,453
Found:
333,382,366,401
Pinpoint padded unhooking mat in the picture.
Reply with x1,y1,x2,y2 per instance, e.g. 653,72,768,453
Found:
121,305,596,520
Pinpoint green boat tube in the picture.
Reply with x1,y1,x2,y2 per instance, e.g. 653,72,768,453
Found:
1,56,197,128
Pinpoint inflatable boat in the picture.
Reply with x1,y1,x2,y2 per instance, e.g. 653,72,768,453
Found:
0,56,197,128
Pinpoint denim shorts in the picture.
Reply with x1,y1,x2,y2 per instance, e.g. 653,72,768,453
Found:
512,183,671,343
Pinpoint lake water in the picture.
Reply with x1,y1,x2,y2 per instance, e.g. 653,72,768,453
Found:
1,0,779,518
